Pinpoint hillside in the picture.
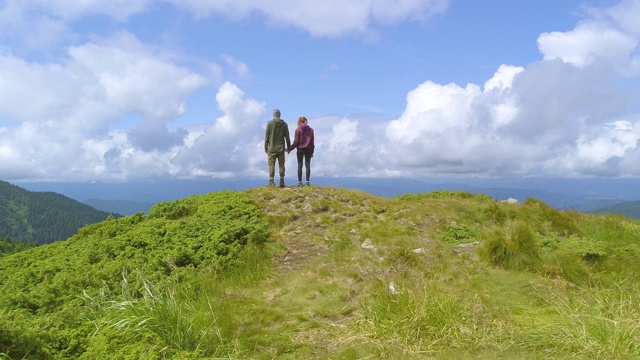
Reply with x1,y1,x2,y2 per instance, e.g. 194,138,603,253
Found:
83,198,154,216
1,186,640,359
591,200,640,219
0,181,116,244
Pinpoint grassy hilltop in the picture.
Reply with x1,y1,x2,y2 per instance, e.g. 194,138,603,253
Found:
1,186,640,359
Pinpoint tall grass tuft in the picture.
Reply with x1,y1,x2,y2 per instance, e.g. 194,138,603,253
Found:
480,220,540,271
519,282,640,358
104,275,207,353
522,198,581,237
96,272,242,358
360,281,496,353
540,248,591,284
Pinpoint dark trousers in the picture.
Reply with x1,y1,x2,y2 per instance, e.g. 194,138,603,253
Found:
296,149,312,182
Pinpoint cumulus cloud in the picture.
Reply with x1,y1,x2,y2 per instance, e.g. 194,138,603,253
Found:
376,63,640,177
539,0,640,75
374,0,640,178
0,31,210,181
538,22,637,71
169,0,451,37
308,115,388,177
170,82,267,177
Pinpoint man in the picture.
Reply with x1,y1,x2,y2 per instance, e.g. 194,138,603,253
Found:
264,108,291,187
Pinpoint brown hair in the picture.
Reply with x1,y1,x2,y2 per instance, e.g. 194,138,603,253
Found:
297,116,308,127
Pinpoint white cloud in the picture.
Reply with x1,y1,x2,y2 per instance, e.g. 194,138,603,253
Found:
31,0,152,21
170,82,267,177
375,1,640,178
598,0,640,35
169,0,451,37
220,54,251,78
0,0,153,51
538,23,637,69
68,32,207,121
538,0,640,75
312,116,385,176
0,32,210,181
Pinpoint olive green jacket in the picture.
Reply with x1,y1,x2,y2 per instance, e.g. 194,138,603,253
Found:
264,116,291,154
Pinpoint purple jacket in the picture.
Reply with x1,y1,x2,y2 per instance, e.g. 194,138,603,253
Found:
288,125,314,152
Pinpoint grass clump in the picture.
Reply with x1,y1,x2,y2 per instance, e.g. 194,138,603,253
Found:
517,282,640,359
479,220,540,271
361,282,488,349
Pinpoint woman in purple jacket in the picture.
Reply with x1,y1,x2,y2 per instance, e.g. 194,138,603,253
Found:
287,116,315,186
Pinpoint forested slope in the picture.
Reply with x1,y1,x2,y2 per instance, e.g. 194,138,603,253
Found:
0,181,115,244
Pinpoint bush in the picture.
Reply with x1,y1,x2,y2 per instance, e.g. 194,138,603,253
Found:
444,225,482,244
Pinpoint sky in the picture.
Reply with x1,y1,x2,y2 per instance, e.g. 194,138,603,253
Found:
1,0,639,183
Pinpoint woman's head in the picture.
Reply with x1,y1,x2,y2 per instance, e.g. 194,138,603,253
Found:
297,116,308,127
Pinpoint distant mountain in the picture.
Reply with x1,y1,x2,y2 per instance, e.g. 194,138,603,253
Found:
13,177,639,213
83,199,153,216
0,180,115,244
463,187,625,212
591,200,640,219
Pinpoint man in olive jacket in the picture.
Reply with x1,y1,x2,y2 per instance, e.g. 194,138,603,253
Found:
264,108,291,187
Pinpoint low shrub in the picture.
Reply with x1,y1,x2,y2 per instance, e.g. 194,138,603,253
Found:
444,225,482,244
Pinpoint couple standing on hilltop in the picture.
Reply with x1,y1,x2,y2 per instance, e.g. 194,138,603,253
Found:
264,108,315,188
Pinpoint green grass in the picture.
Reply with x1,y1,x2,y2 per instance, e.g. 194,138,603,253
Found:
3,187,640,359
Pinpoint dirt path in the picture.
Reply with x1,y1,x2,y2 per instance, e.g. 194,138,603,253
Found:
251,186,331,272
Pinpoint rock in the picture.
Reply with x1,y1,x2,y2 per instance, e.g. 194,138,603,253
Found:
500,198,519,204
360,238,375,249
388,281,397,295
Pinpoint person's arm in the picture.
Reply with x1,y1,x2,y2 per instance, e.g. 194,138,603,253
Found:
285,125,291,149
264,123,270,153
310,128,315,155
288,127,300,152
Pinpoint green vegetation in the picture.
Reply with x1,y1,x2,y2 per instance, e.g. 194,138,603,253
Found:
0,190,271,359
2,186,640,359
0,181,115,244
0,238,36,257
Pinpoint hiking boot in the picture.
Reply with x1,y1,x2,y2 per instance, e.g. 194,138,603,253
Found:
297,181,303,187
305,181,310,186
267,180,275,187
279,180,285,188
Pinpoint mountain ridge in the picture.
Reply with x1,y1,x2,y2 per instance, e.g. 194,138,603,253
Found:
13,177,636,215
0,180,116,244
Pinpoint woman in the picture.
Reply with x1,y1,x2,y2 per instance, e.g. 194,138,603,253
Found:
287,116,315,186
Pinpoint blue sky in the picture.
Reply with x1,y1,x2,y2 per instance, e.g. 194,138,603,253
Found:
1,0,639,182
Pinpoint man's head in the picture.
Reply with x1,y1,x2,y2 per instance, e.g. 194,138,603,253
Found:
273,108,281,118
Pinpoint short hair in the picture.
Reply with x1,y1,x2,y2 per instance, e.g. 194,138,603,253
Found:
297,116,308,127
